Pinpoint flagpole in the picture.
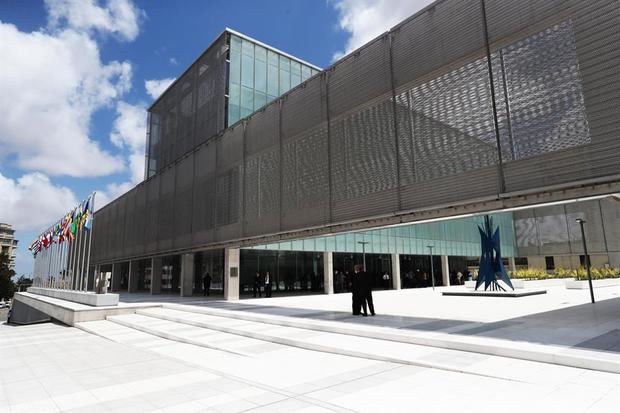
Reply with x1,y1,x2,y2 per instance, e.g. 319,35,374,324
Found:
69,224,76,290
84,192,95,292
78,226,85,291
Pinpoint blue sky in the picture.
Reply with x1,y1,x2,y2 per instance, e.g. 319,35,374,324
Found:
0,0,432,276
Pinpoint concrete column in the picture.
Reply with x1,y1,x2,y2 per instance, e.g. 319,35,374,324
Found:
151,257,162,294
180,254,195,297
323,251,334,294
509,257,516,274
90,265,99,292
391,253,401,290
128,260,139,293
111,263,120,292
224,248,240,301
441,255,450,286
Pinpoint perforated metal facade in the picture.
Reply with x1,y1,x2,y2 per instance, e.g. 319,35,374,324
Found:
93,0,620,265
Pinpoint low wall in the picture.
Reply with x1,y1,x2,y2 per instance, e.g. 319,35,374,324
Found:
27,287,119,307
565,278,620,289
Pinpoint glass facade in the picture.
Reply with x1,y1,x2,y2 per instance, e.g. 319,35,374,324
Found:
227,33,319,126
245,213,517,258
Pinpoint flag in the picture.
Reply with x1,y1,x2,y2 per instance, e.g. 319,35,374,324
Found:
84,213,93,231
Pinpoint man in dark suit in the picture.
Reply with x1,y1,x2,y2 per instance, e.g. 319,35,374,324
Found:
359,265,375,316
350,265,363,315
202,272,212,296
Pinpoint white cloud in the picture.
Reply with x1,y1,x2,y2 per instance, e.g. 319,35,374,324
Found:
169,57,178,65
110,101,147,184
0,19,137,176
145,77,176,100
0,172,78,232
332,0,434,61
45,0,143,41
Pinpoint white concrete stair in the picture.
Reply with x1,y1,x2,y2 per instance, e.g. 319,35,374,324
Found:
105,313,269,357
132,307,541,381
158,303,620,374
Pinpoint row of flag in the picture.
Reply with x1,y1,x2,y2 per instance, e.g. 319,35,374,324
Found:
28,193,95,257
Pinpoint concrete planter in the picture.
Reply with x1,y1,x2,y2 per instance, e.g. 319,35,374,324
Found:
27,287,119,307
565,278,620,289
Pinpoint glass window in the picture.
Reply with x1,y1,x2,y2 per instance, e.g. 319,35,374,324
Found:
241,38,254,57
228,104,240,125
229,50,241,86
301,65,311,81
255,45,266,62
267,50,278,66
255,58,267,93
241,86,253,117
290,61,301,87
241,53,254,88
267,63,278,96
230,34,242,53
254,91,266,110
279,56,290,94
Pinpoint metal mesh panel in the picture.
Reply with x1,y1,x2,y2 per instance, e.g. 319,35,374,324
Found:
487,0,620,191
192,141,217,244
160,84,178,170
244,104,280,235
328,35,392,118
122,190,135,257
174,155,194,248
280,74,330,229
195,35,228,145
158,167,175,251
328,35,398,222
390,0,500,209
133,184,146,255
391,0,487,89
281,75,326,141
215,125,243,237
176,66,196,158
144,175,160,254
114,196,126,259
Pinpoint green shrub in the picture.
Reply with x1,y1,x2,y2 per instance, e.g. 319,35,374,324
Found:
509,266,620,281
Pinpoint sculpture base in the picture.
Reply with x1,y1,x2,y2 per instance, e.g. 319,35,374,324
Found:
442,289,547,298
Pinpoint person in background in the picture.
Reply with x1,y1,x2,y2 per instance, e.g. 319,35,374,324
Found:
382,271,390,290
203,271,212,296
360,265,375,316
264,271,272,298
350,265,363,315
253,271,262,298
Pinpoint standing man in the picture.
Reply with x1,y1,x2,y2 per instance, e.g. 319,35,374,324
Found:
202,271,212,296
359,265,375,316
253,271,262,298
264,271,272,298
351,265,363,315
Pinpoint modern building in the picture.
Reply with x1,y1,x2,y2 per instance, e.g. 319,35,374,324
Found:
145,28,320,179
91,0,620,300
0,223,18,270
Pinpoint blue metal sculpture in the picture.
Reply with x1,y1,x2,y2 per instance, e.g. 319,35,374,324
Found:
475,215,514,291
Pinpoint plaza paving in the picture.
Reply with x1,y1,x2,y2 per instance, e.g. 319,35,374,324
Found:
1,284,619,412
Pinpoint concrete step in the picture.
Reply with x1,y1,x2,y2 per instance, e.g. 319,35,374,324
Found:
105,313,288,357
159,303,620,374
134,307,549,382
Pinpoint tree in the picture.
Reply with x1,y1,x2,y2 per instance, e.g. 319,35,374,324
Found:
0,253,16,301
15,275,33,293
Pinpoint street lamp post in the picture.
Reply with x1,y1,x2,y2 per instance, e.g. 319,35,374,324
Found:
427,245,435,290
358,241,369,271
576,218,595,304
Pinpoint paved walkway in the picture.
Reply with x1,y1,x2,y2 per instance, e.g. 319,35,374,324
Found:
1,283,618,412
118,283,620,357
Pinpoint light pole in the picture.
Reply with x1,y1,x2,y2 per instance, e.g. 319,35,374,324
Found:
427,245,435,290
358,241,369,271
576,218,595,304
